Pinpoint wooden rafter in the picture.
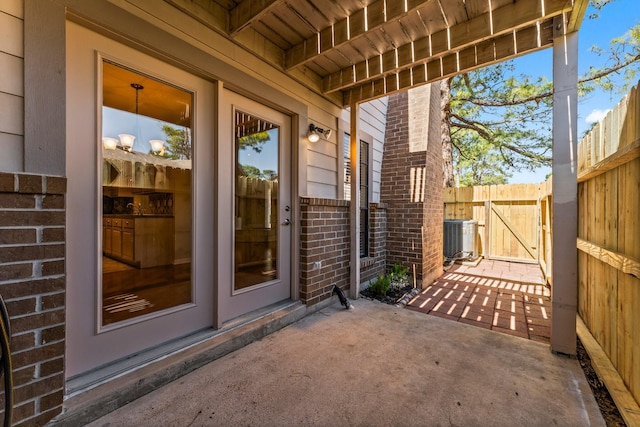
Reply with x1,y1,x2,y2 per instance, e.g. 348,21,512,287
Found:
325,0,573,94
166,0,589,106
284,0,432,70
567,0,589,33
342,19,557,105
230,0,283,35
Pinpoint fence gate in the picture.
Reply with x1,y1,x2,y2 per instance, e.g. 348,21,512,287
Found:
444,183,552,266
488,198,538,263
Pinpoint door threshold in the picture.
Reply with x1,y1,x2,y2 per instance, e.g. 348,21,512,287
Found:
55,300,308,426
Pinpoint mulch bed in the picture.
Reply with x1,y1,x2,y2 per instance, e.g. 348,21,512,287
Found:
361,288,627,426
576,338,626,426
360,284,417,305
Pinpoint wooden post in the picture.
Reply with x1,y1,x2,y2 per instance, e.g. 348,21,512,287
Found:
484,200,490,259
349,104,360,299
551,16,578,356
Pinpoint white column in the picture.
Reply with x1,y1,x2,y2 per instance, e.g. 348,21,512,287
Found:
349,104,361,299
551,18,578,356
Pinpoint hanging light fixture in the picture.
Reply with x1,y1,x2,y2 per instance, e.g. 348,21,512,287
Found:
150,139,165,155
102,137,118,150
102,82,145,152
118,133,136,151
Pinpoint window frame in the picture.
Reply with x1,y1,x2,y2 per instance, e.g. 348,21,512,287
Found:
340,126,374,258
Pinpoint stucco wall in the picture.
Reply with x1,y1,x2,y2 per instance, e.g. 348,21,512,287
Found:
0,0,24,172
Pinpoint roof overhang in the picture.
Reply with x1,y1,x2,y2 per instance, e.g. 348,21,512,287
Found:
166,0,588,106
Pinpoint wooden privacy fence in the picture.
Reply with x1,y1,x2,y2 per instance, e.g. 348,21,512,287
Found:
443,181,552,283
577,80,640,425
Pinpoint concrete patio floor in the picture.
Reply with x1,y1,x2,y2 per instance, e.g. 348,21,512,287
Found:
87,298,604,427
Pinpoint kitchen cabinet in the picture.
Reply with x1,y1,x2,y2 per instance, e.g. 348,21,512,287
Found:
103,215,174,268
103,218,113,254
122,218,135,262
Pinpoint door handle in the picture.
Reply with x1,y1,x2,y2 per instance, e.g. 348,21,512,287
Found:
282,218,291,225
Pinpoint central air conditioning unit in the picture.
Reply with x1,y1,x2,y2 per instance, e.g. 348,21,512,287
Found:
443,219,478,260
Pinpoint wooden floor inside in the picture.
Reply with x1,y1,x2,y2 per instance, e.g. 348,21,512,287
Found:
102,257,191,325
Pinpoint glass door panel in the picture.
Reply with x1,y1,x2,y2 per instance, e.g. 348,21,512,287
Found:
234,111,280,291
101,60,193,327
218,90,291,324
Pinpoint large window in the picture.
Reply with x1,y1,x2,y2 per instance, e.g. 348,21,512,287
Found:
100,60,193,327
234,110,280,290
344,133,370,258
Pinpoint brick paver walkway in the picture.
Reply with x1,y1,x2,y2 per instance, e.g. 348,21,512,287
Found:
407,260,552,343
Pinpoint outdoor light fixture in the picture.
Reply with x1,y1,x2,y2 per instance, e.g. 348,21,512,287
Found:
307,124,331,142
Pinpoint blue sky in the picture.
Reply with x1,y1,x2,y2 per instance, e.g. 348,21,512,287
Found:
508,0,639,183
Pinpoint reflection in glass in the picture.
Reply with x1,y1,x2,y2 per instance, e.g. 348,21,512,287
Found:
101,60,193,326
234,110,279,290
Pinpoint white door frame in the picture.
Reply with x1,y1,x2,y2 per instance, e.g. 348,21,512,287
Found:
216,89,294,325
65,22,215,379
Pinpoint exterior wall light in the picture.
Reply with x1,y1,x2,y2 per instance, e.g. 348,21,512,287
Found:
307,124,331,142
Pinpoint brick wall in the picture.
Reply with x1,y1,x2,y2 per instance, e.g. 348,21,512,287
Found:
300,198,350,305
421,85,444,286
381,84,443,286
299,198,386,305
0,172,66,426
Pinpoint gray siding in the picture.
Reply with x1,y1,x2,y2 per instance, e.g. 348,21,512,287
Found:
0,0,24,172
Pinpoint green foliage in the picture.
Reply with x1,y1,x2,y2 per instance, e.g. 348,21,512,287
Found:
239,165,277,180
581,22,640,95
453,130,511,186
238,131,270,153
369,274,391,296
445,14,640,187
161,124,191,160
389,263,408,280
447,62,553,186
241,165,263,179
236,131,276,180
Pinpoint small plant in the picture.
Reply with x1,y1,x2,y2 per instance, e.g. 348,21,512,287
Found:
388,262,409,289
369,273,391,296
389,262,408,279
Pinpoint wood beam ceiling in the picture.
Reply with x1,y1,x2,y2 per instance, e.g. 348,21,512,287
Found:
229,0,283,35
323,0,573,95
342,17,560,105
163,0,588,106
284,0,432,70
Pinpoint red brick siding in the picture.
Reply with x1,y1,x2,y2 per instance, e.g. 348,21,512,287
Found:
300,198,350,305
381,85,443,285
359,203,387,284
0,173,66,426
299,198,386,305
422,85,445,285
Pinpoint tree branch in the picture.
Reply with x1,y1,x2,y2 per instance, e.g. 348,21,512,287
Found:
451,114,552,163
580,53,640,84
457,92,551,107
457,54,639,107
